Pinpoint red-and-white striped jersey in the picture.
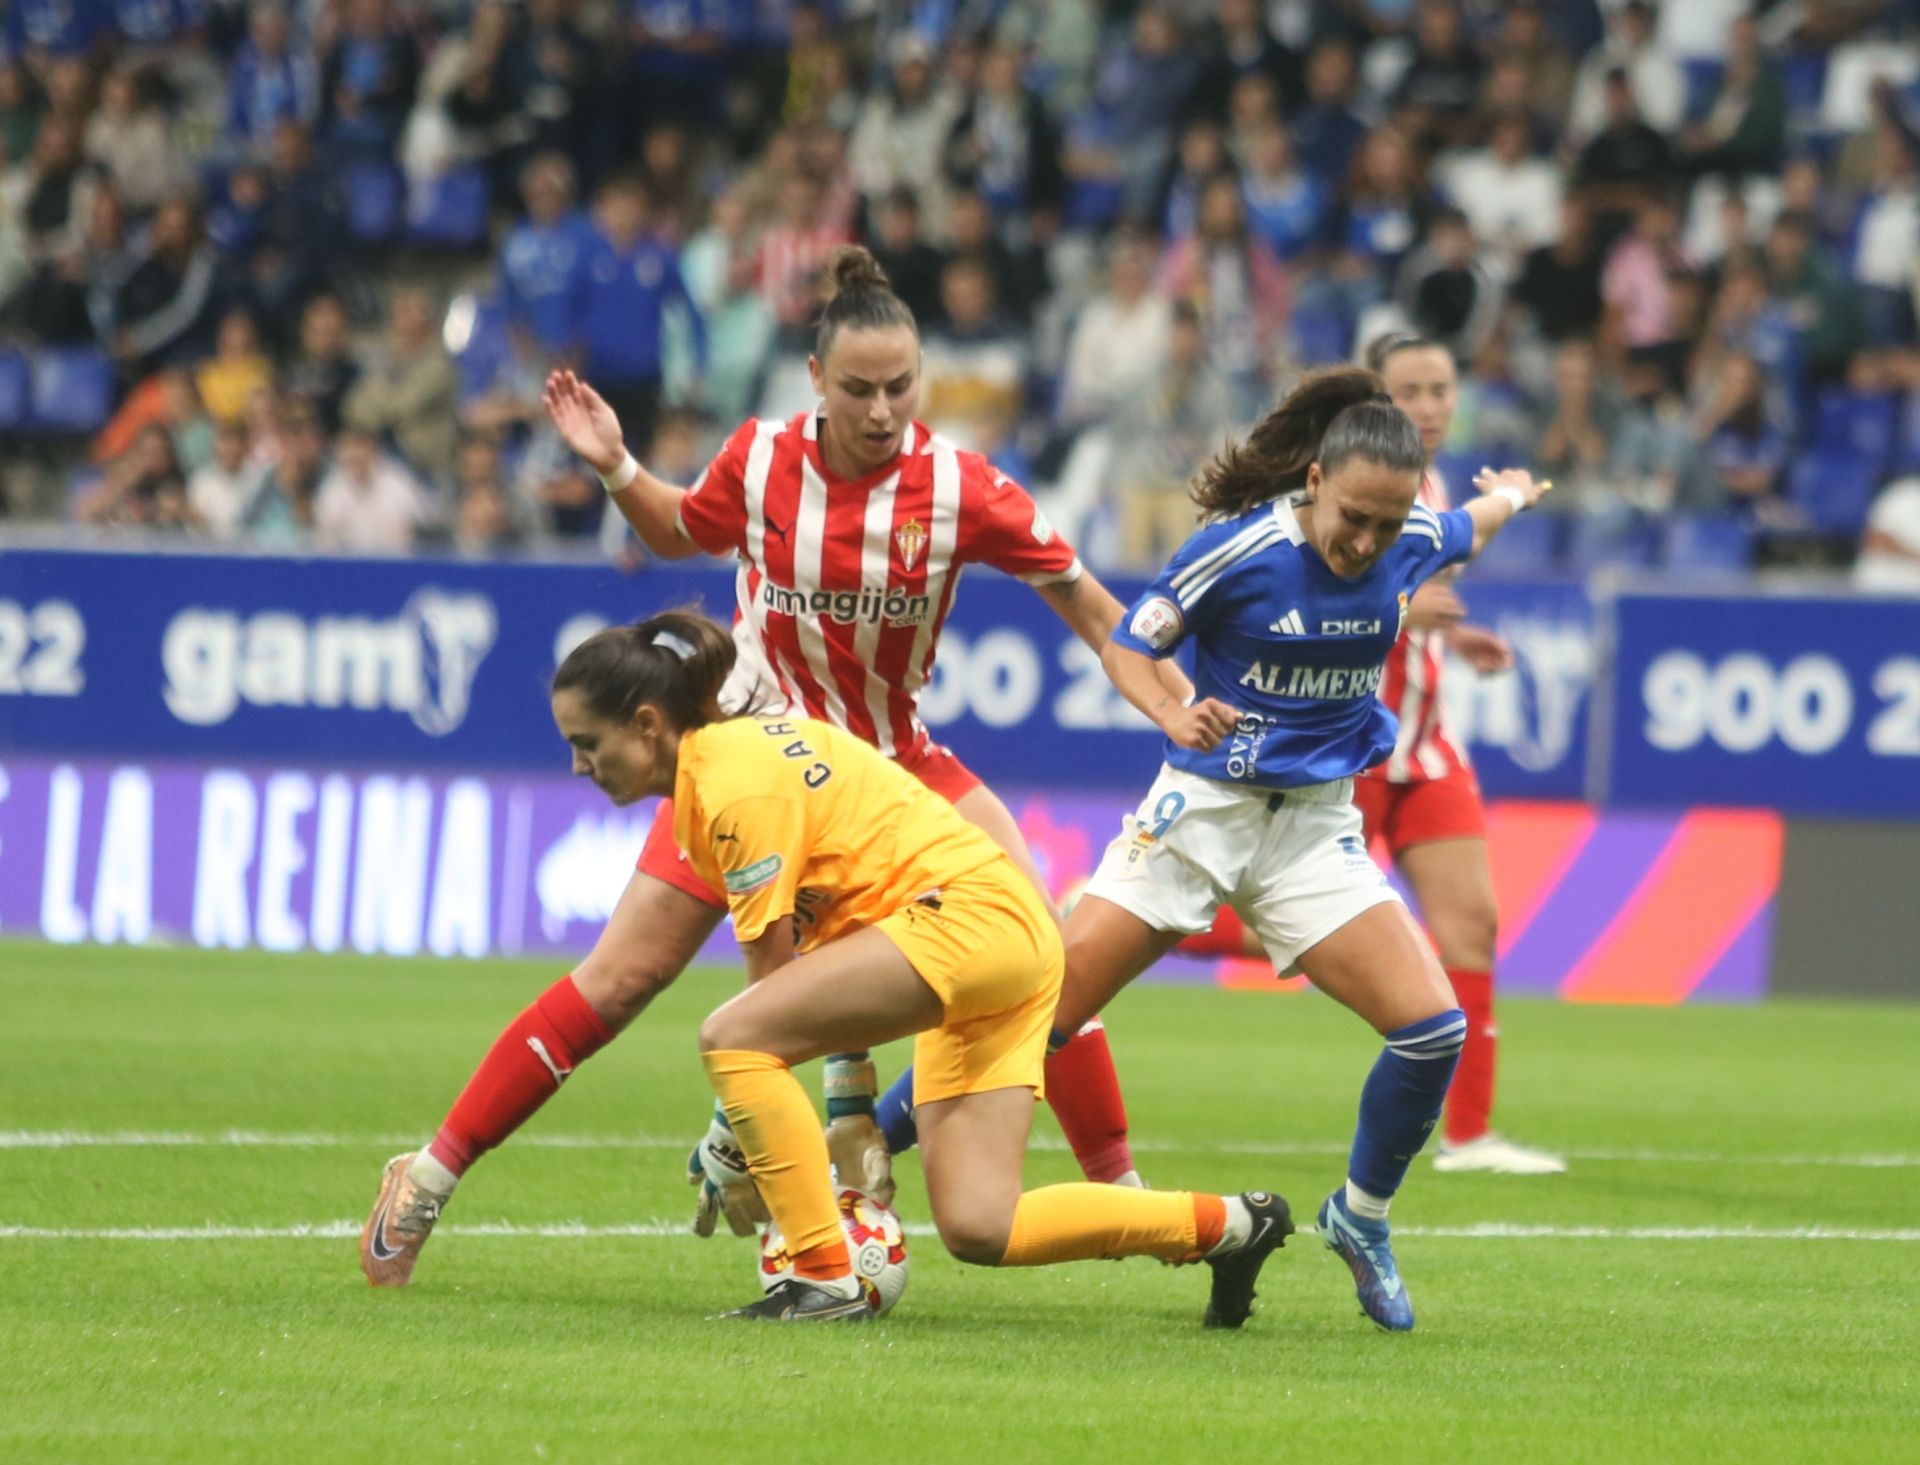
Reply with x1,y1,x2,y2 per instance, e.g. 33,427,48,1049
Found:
1363,468,1471,785
676,411,1082,757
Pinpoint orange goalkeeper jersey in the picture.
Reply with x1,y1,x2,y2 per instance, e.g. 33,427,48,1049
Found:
672,715,1007,949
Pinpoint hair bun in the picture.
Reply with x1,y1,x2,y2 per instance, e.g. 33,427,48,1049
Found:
828,245,892,299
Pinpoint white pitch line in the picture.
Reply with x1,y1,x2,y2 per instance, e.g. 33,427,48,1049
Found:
2,1220,1917,1243
4,1130,1918,1170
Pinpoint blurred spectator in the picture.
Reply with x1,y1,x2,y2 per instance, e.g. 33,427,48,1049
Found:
627,0,736,132
1855,478,1920,592
1159,119,1233,243
1161,171,1289,422
919,255,1027,454
1576,69,1679,197
250,121,349,341
228,3,319,152
1084,4,1202,218
1676,15,1786,180
1239,123,1329,264
1764,209,1863,383
1056,228,1173,434
451,433,527,554
1492,3,1576,123
572,174,703,458
428,0,527,191
1334,126,1429,294
188,418,268,540
243,406,326,546
521,0,595,170
1108,300,1231,571
1436,112,1561,265
1693,248,1799,417
1293,39,1371,192
196,307,274,427
947,187,1047,318
319,0,420,161
850,31,964,238
1226,70,1285,158
1393,0,1485,150
676,183,775,427
1533,338,1627,511
343,287,461,486
7,113,96,267
83,68,183,216
995,0,1101,117
209,163,269,263
1568,1,1685,143
1601,195,1691,366
1395,206,1504,363
0,61,42,168
10,178,131,345
282,291,360,432
1851,125,1920,347
314,423,431,552
1612,352,1710,514
112,194,218,374
514,415,602,540
867,185,946,328
945,40,1065,228
1694,352,1789,513
498,151,592,358
754,173,849,342
638,122,706,245
1197,0,1301,125
76,424,192,530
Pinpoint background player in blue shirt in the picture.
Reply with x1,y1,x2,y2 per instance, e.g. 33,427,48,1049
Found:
1055,366,1550,1332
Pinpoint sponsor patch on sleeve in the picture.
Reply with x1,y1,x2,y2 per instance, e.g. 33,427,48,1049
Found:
1128,596,1184,651
1031,504,1056,545
723,854,783,894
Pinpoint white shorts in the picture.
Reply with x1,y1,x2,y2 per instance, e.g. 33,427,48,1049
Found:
1082,765,1402,975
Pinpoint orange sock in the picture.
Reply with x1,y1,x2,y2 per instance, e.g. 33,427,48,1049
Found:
702,1048,850,1277
997,1183,1220,1266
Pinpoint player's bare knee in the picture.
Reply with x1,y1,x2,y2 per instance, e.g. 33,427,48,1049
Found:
697,1008,745,1055
1435,902,1498,971
572,952,677,1029
935,1205,1012,1267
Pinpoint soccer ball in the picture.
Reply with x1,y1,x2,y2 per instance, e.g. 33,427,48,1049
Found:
758,1189,909,1316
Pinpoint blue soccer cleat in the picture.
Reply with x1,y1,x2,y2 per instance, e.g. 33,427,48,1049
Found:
1318,1188,1415,1332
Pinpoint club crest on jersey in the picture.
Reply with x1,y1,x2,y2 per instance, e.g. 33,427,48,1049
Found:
1396,592,1411,635
895,518,928,572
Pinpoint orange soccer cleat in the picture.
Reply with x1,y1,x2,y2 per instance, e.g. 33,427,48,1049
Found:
359,1152,447,1286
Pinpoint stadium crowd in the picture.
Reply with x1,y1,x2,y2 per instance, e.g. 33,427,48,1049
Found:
3,0,1920,585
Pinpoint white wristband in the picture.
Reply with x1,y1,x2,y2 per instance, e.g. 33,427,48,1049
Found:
1492,485,1527,514
598,451,640,494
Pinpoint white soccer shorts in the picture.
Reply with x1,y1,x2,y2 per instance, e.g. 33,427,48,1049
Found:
1081,764,1402,974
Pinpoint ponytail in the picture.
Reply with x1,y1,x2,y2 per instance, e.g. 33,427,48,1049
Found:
814,244,918,359
1192,367,1422,518
552,609,735,731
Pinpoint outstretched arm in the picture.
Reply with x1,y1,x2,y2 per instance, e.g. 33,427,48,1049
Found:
543,369,701,560
1034,570,1196,706
1100,639,1241,753
1463,466,1553,558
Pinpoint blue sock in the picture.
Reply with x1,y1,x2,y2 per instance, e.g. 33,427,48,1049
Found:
877,1066,918,1154
1347,1009,1466,1202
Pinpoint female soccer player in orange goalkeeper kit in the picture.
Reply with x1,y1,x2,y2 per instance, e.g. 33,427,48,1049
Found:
550,610,1294,1323
360,248,1166,1287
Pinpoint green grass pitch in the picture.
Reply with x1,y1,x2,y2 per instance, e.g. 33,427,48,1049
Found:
3,942,1917,1463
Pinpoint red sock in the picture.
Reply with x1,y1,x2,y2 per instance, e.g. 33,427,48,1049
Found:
1174,905,1248,960
430,975,613,1176
1043,1018,1137,1183
1444,967,1496,1145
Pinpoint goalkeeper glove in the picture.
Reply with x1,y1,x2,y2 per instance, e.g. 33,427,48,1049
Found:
686,1105,769,1238
823,1051,895,1208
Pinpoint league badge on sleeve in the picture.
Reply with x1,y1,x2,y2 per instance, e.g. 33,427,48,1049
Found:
1130,597,1184,651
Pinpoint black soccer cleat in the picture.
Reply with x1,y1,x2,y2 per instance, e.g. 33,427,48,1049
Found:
718,1279,873,1323
1203,1190,1294,1329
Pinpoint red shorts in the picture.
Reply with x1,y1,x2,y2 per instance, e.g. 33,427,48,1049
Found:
635,735,985,909
1353,767,1487,857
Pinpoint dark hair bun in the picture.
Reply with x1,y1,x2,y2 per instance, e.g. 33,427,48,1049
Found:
828,245,893,299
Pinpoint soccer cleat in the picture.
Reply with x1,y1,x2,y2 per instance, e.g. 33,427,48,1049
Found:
359,1152,446,1287
1202,1190,1294,1329
719,1279,872,1323
1433,1133,1568,1175
1318,1189,1413,1332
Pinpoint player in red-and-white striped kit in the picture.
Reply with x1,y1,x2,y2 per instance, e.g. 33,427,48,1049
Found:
360,248,1183,1285
1356,333,1563,1174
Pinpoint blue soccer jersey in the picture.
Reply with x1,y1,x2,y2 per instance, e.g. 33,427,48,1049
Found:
1111,494,1473,790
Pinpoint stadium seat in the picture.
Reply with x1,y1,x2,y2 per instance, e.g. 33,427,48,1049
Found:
346,161,404,244
1681,60,1726,123
408,163,491,248
1564,513,1661,574
1064,176,1124,232
1784,51,1829,123
1812,388,1897,471
1786,453,1878,534
1663,515,1754,573
0,349,30,430
28,348,115,434
1470,507,1562,575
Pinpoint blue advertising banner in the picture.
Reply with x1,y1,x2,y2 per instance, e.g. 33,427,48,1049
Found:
1605,590,1920,817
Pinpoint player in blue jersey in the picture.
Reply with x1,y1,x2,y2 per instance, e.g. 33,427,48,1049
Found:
1049,366,1550,1331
